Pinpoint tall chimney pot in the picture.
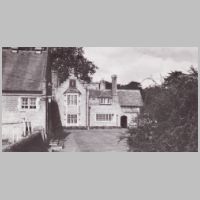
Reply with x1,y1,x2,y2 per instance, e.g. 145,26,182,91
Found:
100,79,105,90
111,74,118,103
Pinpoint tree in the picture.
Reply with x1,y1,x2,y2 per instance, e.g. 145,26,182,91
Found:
105,81,142,90
118,81,142,90
128,66,198,152
48,47,98,83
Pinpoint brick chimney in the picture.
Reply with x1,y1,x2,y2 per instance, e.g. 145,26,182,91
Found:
111,75,118,103
100,79,105,90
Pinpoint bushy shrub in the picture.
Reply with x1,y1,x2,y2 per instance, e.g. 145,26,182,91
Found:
128,67,198,152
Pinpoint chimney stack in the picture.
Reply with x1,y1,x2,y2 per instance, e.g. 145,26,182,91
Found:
100,79,105,90
111,75,118,103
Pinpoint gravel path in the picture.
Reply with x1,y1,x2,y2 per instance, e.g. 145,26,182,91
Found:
60,128,129,152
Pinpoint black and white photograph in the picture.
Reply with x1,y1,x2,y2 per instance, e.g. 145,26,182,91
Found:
2,47,198,152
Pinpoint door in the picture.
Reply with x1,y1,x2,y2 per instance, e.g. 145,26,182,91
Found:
121,115,127,128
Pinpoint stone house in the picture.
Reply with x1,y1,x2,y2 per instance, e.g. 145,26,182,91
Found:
2,48,52,143
53,70,143,129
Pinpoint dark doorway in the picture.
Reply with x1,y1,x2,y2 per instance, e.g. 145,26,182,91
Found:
121,115,127,128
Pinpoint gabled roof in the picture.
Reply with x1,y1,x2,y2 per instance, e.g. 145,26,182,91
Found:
89,89,143,107
2,49,48,93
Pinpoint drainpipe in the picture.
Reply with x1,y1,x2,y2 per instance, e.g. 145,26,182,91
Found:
85,87,92,130
88,106,91,129
86,87,88,129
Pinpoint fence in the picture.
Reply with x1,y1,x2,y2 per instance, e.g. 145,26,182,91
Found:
2,121,32,144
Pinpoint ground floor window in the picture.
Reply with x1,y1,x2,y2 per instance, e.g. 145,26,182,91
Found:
67,114,77,124
96,114,113,121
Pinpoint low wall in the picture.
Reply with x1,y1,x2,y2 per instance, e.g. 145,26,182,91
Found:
3,132,48,152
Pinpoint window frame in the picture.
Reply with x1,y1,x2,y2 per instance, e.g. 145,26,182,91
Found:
18,97,39,111
69,79,76,88
67,94,78,105
96,114,113,122
67,114,78,124
99,98,112,105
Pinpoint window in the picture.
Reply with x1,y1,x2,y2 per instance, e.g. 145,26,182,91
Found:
21,98,28,109
96,114,113,121
30,98,36,109
67,95,78,105
21,97,37,110
69,79,76,88
67,114,77,124
100,98,112,105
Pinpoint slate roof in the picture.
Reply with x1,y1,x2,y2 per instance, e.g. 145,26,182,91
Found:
89,89,112,98
2,49,48,93
89,89,143,107
118,90,143,107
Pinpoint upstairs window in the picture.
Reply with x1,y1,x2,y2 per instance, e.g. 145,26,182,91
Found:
20,97,38,110
67,95,78,105
99,98,112,105
69,79,76,88
29,98,37,109
21,98,29,109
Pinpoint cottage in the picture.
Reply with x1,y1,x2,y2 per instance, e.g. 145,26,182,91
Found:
2,48,52,143
53,70,143,129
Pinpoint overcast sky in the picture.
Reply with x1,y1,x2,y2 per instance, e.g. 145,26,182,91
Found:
84,47,198,88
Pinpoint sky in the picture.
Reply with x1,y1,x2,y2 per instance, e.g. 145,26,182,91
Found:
84,47,198,88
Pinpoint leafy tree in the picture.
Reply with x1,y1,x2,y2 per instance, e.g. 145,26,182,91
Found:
118,81,142,90
48,47,98,83
3,47,97,83
128,67,198,152
105,81,142,90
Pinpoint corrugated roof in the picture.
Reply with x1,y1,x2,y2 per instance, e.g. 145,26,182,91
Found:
2,49,48,93
89,89,143,107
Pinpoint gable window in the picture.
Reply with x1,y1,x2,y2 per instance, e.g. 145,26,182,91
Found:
67,114,77,124
69,79,76,88
67,95,78,105
96,114,113,121
99,98,112,105
20,97,38,110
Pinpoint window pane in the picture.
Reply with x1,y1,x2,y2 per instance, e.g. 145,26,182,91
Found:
67,114,77,124
21,98,28,109
30,98,36,109
75,95,77,105
70,80,76,88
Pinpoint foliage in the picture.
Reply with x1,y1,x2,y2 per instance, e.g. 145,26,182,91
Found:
3,47,98,83
105,80,142,90
128,67,198,152
48,47,98,83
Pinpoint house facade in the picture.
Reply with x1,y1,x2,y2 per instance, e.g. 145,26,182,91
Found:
2,48,52,143
54,70,143,129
